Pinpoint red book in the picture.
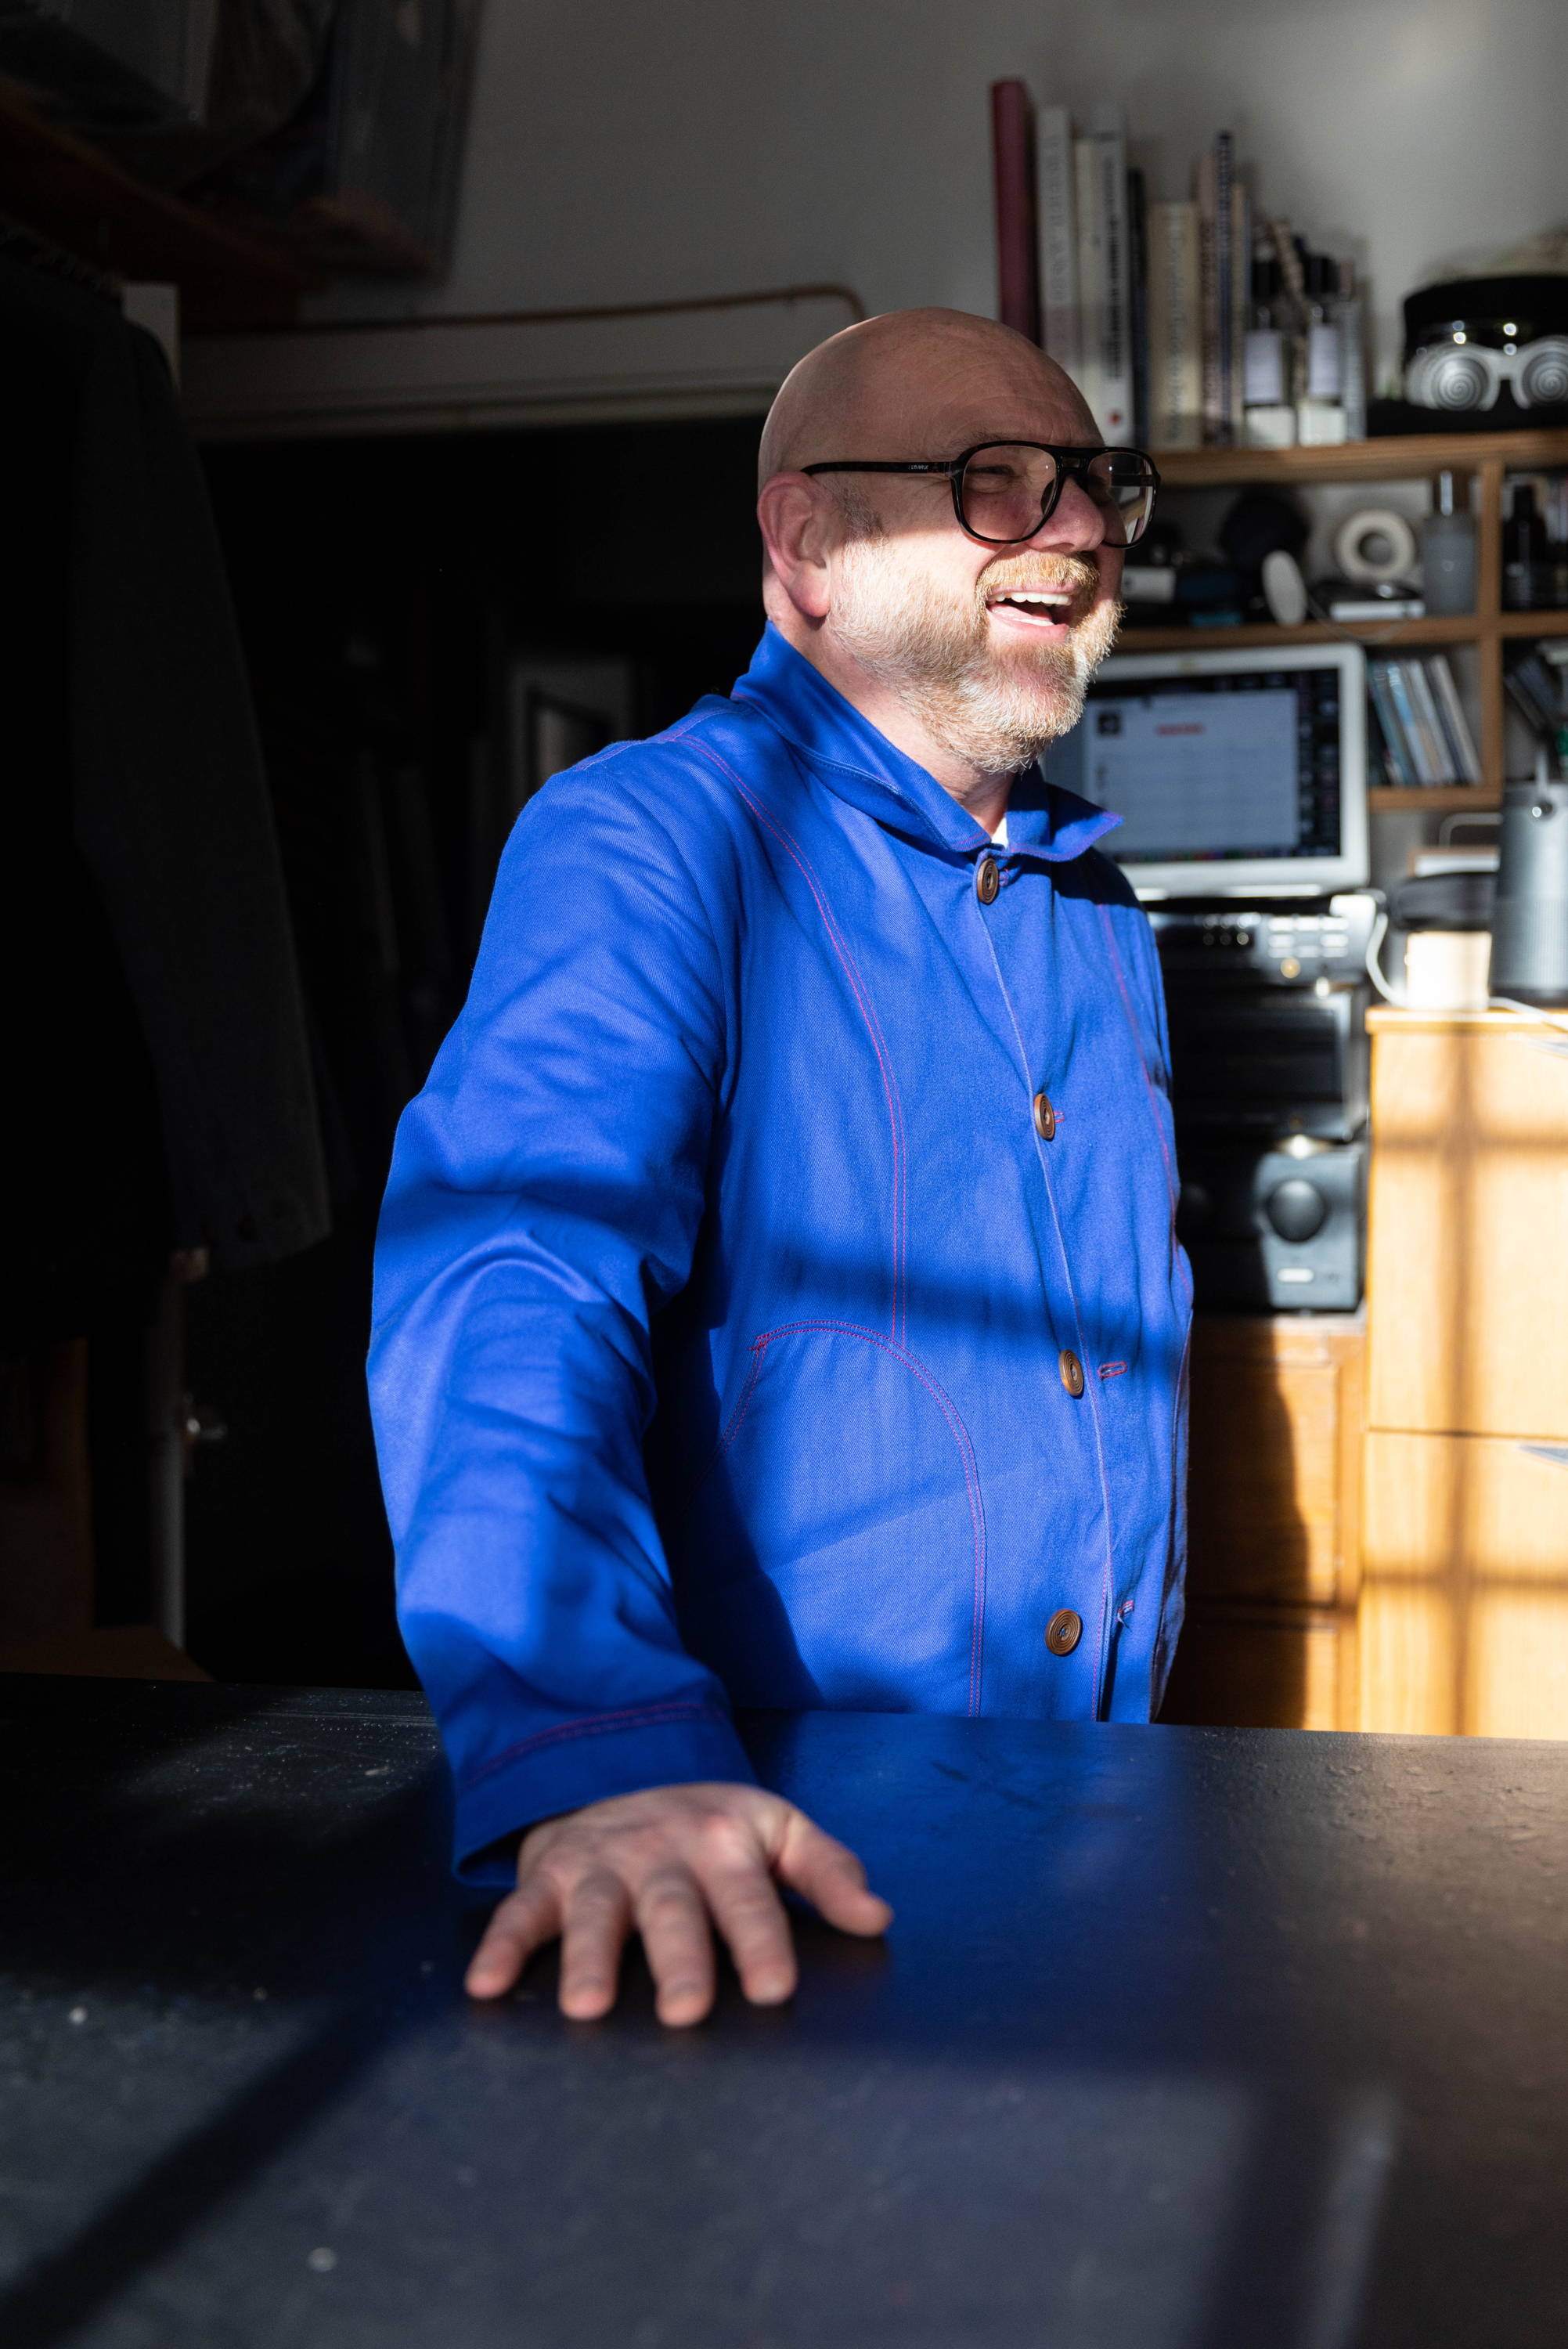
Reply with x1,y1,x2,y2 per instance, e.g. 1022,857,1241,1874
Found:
989,79,1040,343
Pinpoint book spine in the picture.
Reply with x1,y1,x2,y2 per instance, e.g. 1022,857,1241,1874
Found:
1036,103,1080,373
990,80,1040,341
1127,163,1149,448
1388,659,1441,784
1227,171,1250,441
1426,655,1482,785
1368,662,1419,788
1148,200,1202,448
1073,135,1106,427
1213,132,1235,442
1194,150,1222,443
1091,106,1133,438
1402,659,1453,782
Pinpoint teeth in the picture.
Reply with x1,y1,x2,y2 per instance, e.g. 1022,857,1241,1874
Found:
997,591,1070,607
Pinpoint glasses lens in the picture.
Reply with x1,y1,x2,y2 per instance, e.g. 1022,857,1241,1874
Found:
957,446,1158,545
957,445,1058,543
1086,449,1158,547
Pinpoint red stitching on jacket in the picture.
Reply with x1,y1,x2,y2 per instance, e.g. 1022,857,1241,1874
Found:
1097,902,1178,1211
742,1319,988,1716
461,1700,726,1790
1098,1361,1128,1380
683,736,909,1345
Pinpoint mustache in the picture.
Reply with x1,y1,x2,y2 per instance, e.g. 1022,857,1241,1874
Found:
976,554,1104,601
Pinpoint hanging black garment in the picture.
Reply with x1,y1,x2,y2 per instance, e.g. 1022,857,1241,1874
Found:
0,254,328,1344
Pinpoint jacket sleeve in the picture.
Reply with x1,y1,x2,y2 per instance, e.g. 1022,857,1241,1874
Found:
369,751,755,1884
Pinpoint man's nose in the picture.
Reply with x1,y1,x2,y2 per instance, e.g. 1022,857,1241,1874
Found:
1026,474,1108,553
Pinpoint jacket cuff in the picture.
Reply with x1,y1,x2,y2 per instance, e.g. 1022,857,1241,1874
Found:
452,1701,758,1888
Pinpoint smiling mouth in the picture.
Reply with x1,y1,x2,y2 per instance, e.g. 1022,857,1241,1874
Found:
986,587,1080,626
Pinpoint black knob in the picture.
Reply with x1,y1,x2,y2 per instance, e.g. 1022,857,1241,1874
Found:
1265,1177,1327,1243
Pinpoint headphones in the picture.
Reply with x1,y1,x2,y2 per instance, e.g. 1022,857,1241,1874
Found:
1406,334,1568,413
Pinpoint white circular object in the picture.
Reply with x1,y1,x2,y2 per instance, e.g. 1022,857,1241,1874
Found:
1261,550,1308,626
1334,508,1418,584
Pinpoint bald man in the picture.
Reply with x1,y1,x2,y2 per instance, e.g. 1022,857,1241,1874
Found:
371,309,1189,2025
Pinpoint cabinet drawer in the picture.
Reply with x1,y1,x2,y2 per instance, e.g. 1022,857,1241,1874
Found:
1188,1316,1362,1608
1159,1604,1351,1732
1367,1022,1568,1439
1361,1431,1568,1736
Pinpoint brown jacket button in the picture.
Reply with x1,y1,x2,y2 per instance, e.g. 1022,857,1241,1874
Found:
1058,1348,1084,1396
975,855,1000,905
1046,1608,1083,1656
1033,1092,1057,1140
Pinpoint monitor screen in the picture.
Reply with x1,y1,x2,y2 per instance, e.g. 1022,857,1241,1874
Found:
1044,644,1368,896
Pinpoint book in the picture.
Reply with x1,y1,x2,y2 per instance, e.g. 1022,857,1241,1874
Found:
1148,200,1202,447
1401,659,1456,783
1227,169,1250,442
1194,148,1222,443
1368,662,1418,788
1127,163,1149,448
1073,134,1105,426
1036,103,1080,373
1425,656,1482,785
1213,132,1235,442
1378,659,1437,785
1090,106,1134,438
990,81,1040,341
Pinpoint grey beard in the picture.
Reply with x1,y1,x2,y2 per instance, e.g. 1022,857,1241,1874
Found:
831,543,1114,777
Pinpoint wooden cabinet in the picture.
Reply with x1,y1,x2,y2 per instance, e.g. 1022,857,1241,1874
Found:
1361,1431,1568,1736
1162,1315,1363,1731
1364,1011,1568,1442
1360,1009,1568,1736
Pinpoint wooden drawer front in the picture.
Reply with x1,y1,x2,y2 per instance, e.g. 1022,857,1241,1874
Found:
1367,1024,1568,1440
1160,1605,1351,1732
1188,1318,1363,1608
1361,1431,1568,1737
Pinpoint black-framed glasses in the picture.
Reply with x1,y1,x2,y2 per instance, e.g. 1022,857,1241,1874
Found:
802,441,1161,548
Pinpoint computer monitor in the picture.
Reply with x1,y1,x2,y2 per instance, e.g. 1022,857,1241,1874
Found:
1045,642,1369,897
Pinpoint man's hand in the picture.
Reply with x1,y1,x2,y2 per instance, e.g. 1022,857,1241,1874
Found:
465,1781,893,2026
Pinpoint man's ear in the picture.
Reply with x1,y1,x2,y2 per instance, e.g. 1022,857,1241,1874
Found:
757,474,835,622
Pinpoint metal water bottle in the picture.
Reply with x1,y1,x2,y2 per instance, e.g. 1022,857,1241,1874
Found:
1491,778,1568,1006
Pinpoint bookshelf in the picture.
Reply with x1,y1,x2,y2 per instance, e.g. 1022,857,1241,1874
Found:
1138,427,1568,811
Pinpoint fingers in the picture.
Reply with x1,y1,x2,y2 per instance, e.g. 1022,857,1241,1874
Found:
701,1863,798,2007
557,1868,633,2019
777,1813,895,1938
635,1868,717,2026
465,1875,561,2000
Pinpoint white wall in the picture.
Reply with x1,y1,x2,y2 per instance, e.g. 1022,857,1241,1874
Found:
313,0,1568,399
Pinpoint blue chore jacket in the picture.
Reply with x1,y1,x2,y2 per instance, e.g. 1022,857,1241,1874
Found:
370,624,1192,1883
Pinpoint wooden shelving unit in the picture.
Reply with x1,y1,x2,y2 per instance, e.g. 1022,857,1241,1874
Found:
0,76,319,328
1143,427,1568,811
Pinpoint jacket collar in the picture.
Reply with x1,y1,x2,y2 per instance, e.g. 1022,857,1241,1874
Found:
728,622,1122,867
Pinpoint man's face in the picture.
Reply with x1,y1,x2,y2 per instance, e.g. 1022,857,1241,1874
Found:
822,410,1123,779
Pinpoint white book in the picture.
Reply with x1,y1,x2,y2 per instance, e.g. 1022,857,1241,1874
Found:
1148,200,1202,447
1072,135,1105,428
1036,103,1080,375
1090,105,1133,439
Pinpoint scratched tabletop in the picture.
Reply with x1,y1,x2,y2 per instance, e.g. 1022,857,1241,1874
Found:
0,1678,1564,2348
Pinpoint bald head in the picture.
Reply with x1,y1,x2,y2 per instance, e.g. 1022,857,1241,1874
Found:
759,308,1096,489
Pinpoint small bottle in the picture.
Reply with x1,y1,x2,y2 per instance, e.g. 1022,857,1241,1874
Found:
1296,255,1347,445
1504,481,1548,612
1242,256,1296,448
1421,470,1476,615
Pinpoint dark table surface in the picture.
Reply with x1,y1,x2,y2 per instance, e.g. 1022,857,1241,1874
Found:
2,1678,1565,2349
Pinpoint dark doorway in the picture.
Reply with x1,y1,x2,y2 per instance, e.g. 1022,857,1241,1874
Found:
185,412,769,1684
